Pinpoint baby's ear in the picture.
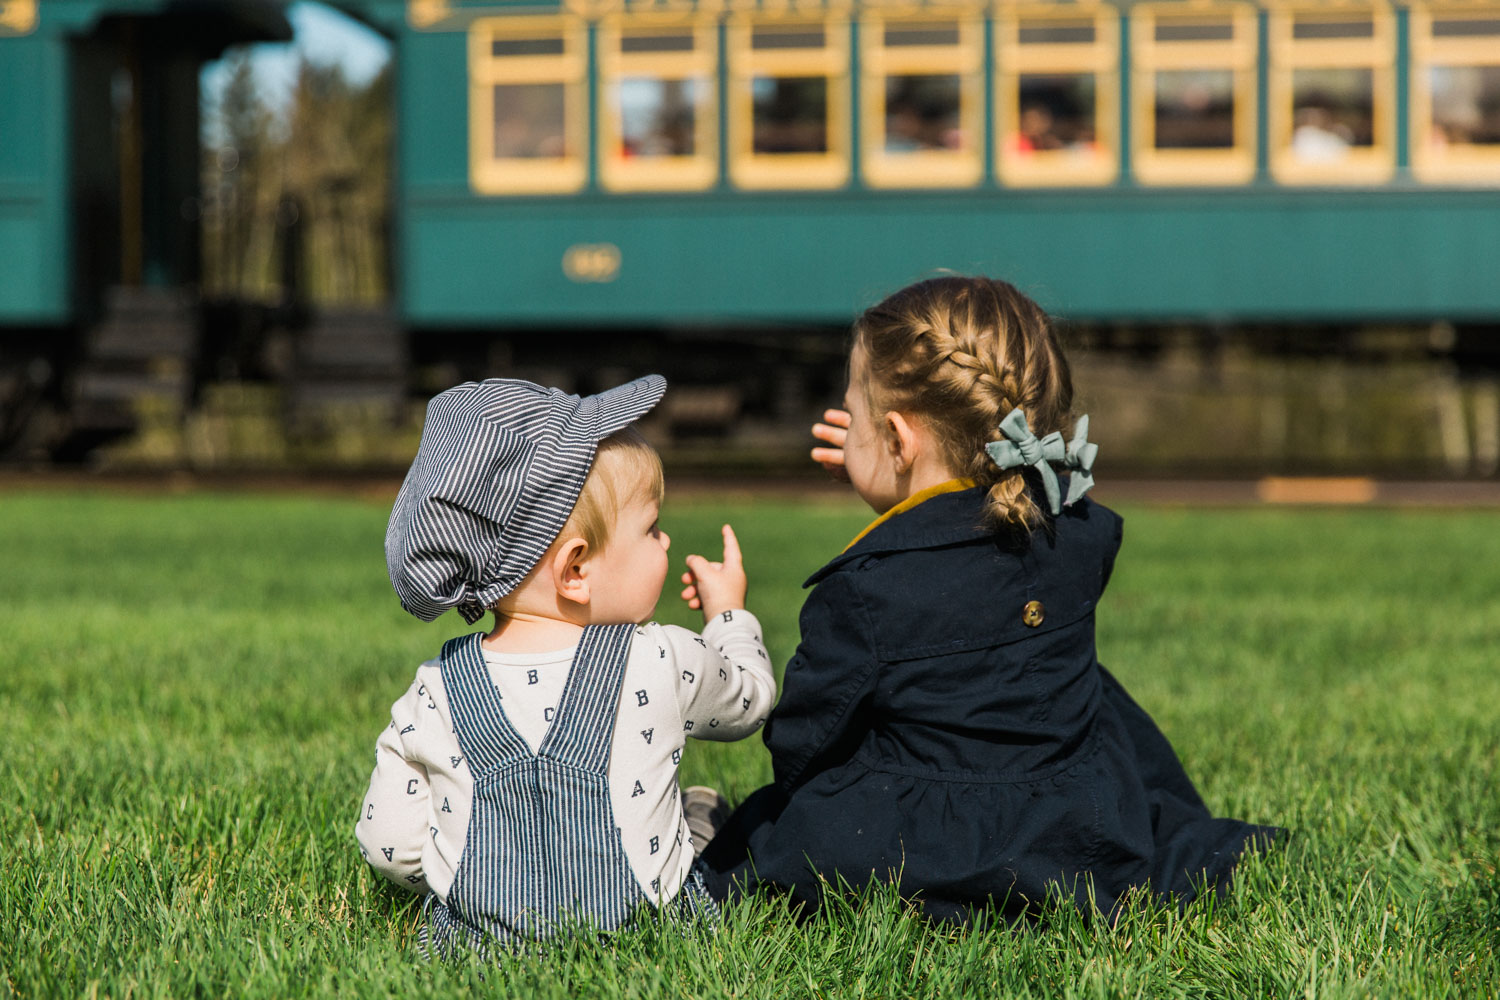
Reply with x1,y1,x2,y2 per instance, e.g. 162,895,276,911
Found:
549,536,592,606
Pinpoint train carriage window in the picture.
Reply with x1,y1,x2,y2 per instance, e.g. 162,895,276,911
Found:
1131,4,1258,185
470,17,588,195
1268,5,1395,184
860,14,984,188
599,16,719,192
728,14,850,189
1411,6,1500,182
996,7,1120,187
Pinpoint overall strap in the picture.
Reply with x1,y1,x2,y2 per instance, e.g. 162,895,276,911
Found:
537,623,635,773
438,632,532,774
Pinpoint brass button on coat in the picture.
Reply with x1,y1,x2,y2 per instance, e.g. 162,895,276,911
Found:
1022,600,1045,627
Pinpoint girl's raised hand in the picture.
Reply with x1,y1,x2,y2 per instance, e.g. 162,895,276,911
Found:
680,524,748,623
811,408,851,482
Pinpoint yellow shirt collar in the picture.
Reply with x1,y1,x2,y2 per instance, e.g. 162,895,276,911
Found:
843,478,977,552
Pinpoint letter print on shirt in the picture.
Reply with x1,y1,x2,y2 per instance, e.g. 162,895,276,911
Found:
527,669,539,685
632,780,645,798
641,728,654,744
650,835,660,855
636,689,649,706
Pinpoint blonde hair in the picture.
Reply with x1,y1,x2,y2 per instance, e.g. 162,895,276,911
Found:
565,426,664,553
853,276,1074,532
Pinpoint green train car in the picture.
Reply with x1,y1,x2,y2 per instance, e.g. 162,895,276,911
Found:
357,0,1500,327
3,0,1500,455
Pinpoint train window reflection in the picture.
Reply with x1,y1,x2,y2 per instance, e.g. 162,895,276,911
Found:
1015,74,1097,151
1154,69,1235,148
492,84,567,158
470,18,587,194
884,75,961,152
1429,65,1500,146
1269,7,1394,184
1290,67,1374,161
1130,5,1256,185
1411,6,1500,182
599,17,717,192
752,76,828,153
996,11,1117,186
862,14,982,187
730,15,848,189
619,78,704,156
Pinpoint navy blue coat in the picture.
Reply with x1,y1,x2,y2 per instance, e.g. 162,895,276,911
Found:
700,486,1280,921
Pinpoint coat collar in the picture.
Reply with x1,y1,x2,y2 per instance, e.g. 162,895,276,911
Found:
805,482,994,587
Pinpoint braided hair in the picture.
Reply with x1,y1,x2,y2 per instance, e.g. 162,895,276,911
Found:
853,276,1074,532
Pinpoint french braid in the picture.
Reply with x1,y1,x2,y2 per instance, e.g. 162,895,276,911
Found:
854,276,1074,531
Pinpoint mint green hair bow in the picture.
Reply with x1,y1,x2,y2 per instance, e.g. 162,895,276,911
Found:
984,409,1099,515
1064,415,1097,508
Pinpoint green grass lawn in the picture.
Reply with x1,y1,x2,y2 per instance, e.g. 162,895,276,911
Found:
1,489,1496,998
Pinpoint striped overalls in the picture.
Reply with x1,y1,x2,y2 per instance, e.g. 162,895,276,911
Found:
425,624,710,953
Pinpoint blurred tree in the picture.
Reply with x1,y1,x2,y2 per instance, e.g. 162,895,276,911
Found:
203,49,278,299
282,57,390,305
201,52,390,306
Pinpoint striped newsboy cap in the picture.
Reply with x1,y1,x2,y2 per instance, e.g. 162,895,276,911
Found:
386,375,667,623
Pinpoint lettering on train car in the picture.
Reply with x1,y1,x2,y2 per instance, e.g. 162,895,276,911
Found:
563,243,623,282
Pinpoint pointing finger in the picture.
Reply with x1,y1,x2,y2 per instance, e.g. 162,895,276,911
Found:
720,524,742,567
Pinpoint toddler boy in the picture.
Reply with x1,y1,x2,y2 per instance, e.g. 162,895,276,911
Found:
357,376,774,952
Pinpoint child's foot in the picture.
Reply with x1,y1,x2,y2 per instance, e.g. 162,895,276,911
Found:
682,785,730,857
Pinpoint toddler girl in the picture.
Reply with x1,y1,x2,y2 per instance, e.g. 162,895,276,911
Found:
699,277,1280,921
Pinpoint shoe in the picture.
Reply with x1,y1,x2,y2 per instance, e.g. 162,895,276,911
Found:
681,785,730,857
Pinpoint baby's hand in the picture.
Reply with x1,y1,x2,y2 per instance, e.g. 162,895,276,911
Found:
681,525,748,623
811,408,851,482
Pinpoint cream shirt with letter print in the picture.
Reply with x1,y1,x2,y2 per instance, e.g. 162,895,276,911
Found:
357,611,774,906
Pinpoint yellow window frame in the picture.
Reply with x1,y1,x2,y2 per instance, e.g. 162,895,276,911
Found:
1267,2,1396,185
1130,2,1259,186
1409,3,1500,183
995,3,1120,187
859,12,985,189
728,12,851,190
598,14,720,192
0,0,38,35
469,16,589,196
